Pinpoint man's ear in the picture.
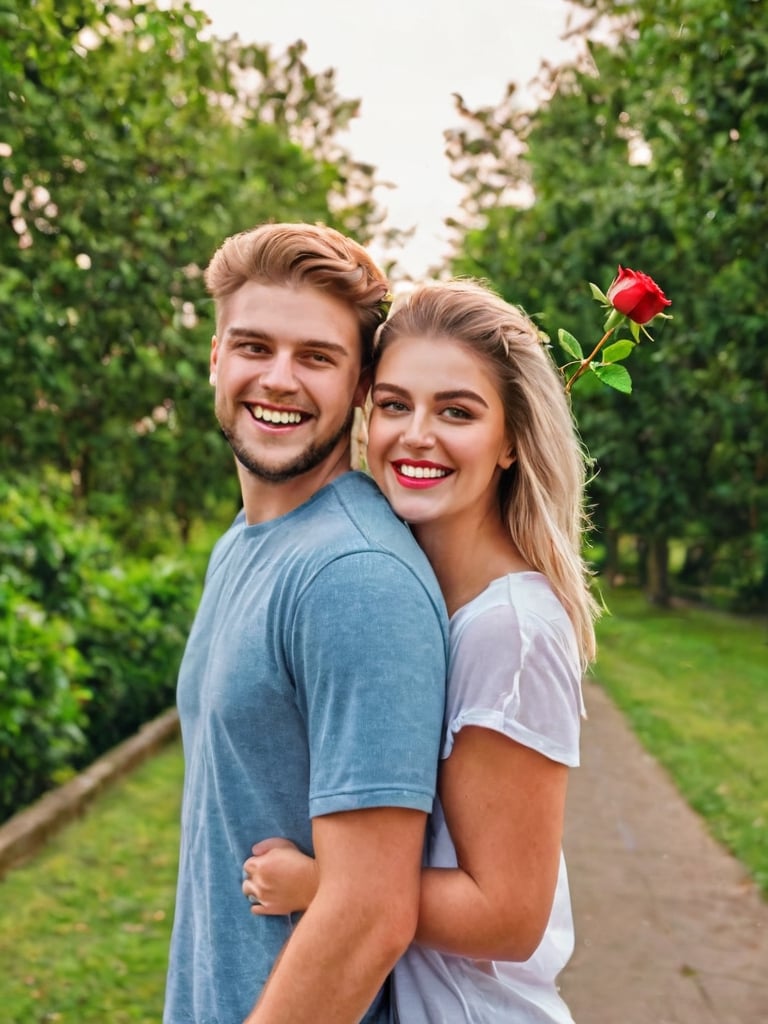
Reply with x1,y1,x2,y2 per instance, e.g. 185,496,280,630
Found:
209,335,218,380
354,365,373,409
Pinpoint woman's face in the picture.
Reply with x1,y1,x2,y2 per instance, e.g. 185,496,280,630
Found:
367,334,514,530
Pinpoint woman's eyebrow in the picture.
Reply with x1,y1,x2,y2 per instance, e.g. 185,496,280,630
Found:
434,388,489,408
372,382,489,408
372,381,409,397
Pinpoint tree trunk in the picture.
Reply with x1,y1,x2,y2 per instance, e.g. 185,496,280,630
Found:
635,535,648,589
602,527,621,585
679,541,712,586
645,535,670,606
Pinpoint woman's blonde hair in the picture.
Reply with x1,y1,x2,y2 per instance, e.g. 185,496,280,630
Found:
375,279,599,668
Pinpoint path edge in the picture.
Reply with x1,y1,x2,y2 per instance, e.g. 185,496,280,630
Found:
0,706,179,878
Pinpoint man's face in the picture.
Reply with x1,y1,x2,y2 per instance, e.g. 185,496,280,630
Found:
210,281,366,487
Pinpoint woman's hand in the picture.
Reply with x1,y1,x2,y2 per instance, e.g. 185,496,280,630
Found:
242,837,319,916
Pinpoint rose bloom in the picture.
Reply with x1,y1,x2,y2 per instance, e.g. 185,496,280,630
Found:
606,266,671,324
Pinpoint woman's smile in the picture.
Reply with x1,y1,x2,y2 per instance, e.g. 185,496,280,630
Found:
391,459,454,487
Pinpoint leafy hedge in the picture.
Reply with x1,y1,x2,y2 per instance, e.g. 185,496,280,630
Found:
0,475,203,822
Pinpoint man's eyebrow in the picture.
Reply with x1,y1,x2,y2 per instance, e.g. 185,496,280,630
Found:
372,382,489,408
225,327,271,341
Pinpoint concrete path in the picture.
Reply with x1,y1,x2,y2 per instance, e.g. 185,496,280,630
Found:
560,679,768,1024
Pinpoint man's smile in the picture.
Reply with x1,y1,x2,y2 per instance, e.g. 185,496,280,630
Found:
245,403,310,427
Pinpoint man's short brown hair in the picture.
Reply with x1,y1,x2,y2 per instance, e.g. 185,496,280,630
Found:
205,222,390,364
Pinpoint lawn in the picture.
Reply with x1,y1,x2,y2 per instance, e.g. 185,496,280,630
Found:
0,587,765,1020
592,586,768,894
0,743,183,1023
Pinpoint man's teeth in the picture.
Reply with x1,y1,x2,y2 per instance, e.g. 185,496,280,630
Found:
398,464,449,479
252,405,302,425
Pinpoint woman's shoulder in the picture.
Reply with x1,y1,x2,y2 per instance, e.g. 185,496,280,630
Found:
444,572,584,764
452,572,570,640
448,571,581,696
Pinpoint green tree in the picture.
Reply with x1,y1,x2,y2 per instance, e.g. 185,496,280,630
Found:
446,0,768,607
1,0,389,543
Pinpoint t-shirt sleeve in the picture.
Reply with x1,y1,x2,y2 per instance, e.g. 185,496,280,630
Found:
443,599,584,767
288,551,448,819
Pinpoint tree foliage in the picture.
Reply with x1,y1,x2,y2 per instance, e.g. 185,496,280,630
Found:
446,0,768,606
1,0,389,542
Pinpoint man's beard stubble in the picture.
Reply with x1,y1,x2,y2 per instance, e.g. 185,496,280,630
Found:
219,408,355,484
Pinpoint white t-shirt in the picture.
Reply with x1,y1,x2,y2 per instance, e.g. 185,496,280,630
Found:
393,572,585,1023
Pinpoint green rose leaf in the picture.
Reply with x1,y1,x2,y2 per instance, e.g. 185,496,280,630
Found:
602,340,635,363
592,362,633,393
589,282,609,304
557,328,584,360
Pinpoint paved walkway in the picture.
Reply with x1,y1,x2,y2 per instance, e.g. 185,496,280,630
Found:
559,679,768,1024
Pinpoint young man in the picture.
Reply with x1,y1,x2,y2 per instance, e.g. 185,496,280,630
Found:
163,223,448,1024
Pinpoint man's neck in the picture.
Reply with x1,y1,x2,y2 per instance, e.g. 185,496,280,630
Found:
239,449,353,525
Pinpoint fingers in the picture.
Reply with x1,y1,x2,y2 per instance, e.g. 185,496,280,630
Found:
242,870,285,915
242,876,268,913
241,857,267,906
242,837,304,915
251,836,299,856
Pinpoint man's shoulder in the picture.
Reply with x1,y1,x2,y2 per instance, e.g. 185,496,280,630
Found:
322,470,398,526
297,473,446,617
307,472,423,562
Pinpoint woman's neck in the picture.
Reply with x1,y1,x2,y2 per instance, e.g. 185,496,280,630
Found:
413,512,530,618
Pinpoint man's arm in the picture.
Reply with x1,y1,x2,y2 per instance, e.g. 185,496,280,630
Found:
244,805,427,1023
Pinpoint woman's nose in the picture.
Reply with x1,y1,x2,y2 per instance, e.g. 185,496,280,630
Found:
400,413,435,450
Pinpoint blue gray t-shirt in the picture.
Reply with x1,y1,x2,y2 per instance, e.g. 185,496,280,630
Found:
164,472,448,1024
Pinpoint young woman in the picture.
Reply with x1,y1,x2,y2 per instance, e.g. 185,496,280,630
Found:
242,279,599,1022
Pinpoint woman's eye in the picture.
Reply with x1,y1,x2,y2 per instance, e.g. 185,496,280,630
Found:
442,406,472,420
375,398,408,413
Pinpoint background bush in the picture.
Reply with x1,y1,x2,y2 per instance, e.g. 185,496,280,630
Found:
0,581,90,815
76,556,199,758
0,474,205,821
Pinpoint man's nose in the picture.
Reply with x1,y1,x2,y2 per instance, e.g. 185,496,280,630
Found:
260,352,299,393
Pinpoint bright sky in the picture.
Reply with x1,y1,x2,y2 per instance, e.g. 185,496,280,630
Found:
198,0,579,278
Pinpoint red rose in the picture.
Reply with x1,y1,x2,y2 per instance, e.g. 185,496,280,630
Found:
606,266,672,325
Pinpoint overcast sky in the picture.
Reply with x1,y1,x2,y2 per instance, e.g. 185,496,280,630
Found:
198,0,579,277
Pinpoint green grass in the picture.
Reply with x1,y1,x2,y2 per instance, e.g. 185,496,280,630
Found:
0,588,765,1020
0,743,183,1023
593,586,768,895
